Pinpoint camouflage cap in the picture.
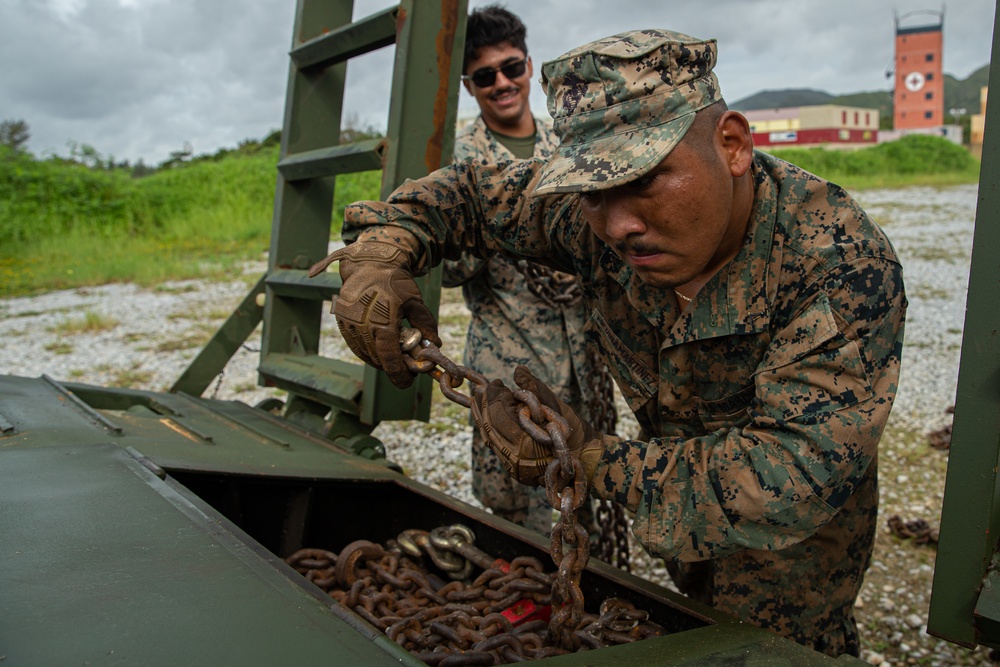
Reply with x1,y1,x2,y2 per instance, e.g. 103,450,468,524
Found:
533,29,722,197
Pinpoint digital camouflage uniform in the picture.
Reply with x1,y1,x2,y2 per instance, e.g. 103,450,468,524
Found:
446,115,590,534
339,30,906,657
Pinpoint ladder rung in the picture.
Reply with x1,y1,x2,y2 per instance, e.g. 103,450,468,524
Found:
258,353,364,415
267,269,341,300
291,6,399,70
277,139,385,181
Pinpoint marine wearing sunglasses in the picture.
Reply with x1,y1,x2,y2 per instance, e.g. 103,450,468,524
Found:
461,44,535,138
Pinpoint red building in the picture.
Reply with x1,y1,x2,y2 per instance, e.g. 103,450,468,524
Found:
893,11,944,129
744,105,879,149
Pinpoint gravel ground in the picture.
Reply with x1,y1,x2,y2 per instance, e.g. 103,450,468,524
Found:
0,183,990,664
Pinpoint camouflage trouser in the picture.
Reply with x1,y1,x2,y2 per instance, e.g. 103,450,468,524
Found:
664,459,878,658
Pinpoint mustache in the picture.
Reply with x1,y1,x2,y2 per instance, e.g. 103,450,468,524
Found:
615,240,665,256
489,86,518,99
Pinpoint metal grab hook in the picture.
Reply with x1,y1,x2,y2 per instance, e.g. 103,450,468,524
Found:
397,528,473,580
286,522,665,662
429,524,510,573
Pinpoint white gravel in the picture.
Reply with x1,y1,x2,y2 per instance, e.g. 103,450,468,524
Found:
0,183,991,665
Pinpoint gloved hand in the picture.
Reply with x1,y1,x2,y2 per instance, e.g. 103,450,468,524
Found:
309,238,440,388
470,365,605,487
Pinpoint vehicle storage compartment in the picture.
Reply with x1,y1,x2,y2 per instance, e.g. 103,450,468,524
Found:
0,374,860,664
171,469,714,641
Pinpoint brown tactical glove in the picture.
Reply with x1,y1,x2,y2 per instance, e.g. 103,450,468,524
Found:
309,238,440,388
470,365,605,487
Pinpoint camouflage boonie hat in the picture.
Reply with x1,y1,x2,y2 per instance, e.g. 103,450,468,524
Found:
534,29,722,196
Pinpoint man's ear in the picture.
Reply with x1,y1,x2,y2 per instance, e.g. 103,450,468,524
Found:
718,111,754,177
462,78,474,96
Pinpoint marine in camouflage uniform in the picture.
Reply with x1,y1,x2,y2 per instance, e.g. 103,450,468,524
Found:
447,115,591,534
320,30,906,657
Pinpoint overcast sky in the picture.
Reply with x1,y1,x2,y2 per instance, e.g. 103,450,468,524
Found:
1,0,994,164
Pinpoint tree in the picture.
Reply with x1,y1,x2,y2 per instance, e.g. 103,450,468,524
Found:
159,141,193,169
339,113,384,143
67,141,112,169
0,119,30,152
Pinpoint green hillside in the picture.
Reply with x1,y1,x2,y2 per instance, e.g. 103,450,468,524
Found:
731,63,990,128
944,64,991,116
0,98,984,297
730,89,835,110
0,143,381,296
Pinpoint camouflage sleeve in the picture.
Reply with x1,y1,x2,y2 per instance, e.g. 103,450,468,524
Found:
438,157,489,287
592,255,906,561
343,159,582,276
441,253,488,287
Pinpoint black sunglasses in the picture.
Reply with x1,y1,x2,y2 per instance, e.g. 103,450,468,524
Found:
462,58,529,88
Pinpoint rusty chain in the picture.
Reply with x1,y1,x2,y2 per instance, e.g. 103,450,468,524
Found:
515,262,632,572
284,325,652,661
399,326,592,650
516,260,583,307
286,523,663,664
584,341,631,573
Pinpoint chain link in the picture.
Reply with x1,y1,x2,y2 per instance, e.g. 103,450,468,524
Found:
516,261,583,306
401,327,593,650
286,524,664,663
501,263,632,572
584,340,632,572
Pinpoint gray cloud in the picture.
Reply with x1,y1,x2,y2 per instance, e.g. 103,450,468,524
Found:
1,0,992,164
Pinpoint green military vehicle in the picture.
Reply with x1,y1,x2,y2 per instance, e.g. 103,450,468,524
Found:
2,1,997,664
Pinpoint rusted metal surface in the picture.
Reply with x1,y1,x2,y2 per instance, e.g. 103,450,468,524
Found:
888,515,940,545
287,523,663,663
396,327,629,652
427,0,462,173
927,405,954,450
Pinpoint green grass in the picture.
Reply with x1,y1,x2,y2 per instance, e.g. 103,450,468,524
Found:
768,134,981,191
44,341,74,355
0,134,979,297
109,366,154,389
155,333,212,353
0,144,382,297
48,310,119,335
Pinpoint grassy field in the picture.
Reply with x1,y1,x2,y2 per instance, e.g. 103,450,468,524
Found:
0,143,382,296
0,134,980,297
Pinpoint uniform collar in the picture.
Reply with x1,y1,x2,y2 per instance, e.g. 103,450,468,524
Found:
470,115,509,160
598,156,776,343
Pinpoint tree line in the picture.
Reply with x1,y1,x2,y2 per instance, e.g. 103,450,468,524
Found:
0,114,384,178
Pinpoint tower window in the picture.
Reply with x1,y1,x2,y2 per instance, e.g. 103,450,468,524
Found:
926,53,934,62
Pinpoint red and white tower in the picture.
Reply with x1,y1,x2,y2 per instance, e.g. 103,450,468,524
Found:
893,9,944,130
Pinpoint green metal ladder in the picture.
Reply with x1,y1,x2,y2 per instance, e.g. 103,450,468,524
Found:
172,0,468,450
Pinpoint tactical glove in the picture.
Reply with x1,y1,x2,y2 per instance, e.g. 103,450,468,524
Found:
470,365,605,487
309,236,440,388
